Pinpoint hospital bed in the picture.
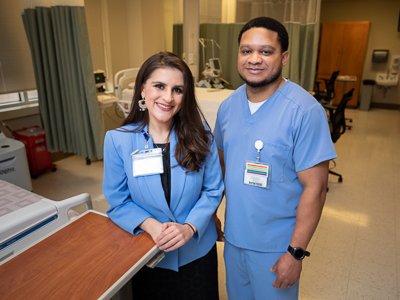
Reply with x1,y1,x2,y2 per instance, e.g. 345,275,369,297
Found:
0,179,92,262
113,68,234,129
0,179,161,299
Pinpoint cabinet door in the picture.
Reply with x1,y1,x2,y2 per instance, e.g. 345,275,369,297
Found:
317,21,370,107
340,22,370,76
317,23,345,74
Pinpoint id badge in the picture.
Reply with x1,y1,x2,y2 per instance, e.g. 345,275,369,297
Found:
132,148,163,177
244,160,271,189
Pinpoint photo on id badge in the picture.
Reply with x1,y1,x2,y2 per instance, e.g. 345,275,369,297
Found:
244,140,271,189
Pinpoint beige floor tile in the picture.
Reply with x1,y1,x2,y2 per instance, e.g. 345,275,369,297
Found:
350,250,397,293
323,191,364,219
302,221,356,299
346,279,397,300
356,221,396,248
32,156,104,202
300,263,349,300
359,201,395,222
352,235,396,268
313,214,359,249
299,292,322,300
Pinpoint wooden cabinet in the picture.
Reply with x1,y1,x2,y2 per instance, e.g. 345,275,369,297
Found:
316,21,370,107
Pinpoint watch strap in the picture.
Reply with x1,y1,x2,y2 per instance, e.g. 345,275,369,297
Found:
287,245,310,260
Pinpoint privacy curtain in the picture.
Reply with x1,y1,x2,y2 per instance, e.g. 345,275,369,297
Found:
21,0,103,159
199,23,245,89
173,24,184,60
236,0,321,91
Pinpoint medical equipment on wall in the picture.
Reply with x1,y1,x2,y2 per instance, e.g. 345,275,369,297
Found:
0,121,32,191
197,38,231,89
0,180,92,262
94,69,107,93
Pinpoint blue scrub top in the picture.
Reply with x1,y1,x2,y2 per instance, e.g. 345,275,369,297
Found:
214,80,337,252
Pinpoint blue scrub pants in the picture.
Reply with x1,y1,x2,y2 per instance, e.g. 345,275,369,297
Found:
224,241,299,300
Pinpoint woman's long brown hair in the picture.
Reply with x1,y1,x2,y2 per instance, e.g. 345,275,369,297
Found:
122,52,213,173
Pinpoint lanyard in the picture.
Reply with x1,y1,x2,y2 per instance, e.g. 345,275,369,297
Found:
141,129,150,149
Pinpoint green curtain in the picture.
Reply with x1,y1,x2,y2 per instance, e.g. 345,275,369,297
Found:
173,24,184,59
199,23,245,89
22,5,103,160
283,22,319,91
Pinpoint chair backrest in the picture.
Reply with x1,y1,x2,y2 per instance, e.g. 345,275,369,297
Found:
330,88,354,143
327,70,340,99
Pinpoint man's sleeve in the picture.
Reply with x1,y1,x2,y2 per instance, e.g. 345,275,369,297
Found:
293,103,337,172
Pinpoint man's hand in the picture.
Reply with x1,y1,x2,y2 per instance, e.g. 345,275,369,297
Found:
212,213,225,241
270,252,302,290
155,222,195,252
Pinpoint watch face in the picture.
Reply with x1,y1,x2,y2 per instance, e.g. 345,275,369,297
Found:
294,249,304,259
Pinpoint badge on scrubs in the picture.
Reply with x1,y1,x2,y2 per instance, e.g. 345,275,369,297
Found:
131,148,164,177
243,140,271,189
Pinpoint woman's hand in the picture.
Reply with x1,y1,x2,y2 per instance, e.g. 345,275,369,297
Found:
155,222,196,252
139,218,163,243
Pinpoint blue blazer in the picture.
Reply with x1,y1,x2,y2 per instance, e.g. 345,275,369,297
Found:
103,124,224,271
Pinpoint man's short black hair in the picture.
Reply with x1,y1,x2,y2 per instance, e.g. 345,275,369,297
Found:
238,17,289,53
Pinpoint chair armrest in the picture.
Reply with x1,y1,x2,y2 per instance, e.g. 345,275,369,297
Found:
315,78,329,92
322,104,336,115
321,78,329,90
314,80,322,92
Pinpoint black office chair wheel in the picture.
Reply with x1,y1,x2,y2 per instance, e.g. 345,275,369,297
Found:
338,177,343,183
86,157,91,165
52,167,57,172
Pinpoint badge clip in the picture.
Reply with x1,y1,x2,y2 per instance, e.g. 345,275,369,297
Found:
255,140,263,162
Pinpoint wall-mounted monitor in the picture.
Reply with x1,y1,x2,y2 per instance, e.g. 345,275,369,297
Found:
209,58,222,73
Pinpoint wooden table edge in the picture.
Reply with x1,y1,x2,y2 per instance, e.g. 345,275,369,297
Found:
1,210,161,299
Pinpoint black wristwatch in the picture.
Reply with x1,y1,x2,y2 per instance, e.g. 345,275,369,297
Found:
287,245,310,260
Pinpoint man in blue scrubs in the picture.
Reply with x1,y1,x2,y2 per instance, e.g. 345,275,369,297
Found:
213,17,337,299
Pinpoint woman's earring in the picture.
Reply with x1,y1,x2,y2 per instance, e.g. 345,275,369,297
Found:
138,98,147,111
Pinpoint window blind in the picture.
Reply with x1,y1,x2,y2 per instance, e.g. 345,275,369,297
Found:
0,2,36,94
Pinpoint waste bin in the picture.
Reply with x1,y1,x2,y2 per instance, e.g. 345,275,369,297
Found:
359,79,376,111
14,127,56,178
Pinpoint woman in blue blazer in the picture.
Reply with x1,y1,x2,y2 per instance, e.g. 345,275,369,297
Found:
103,52,224,299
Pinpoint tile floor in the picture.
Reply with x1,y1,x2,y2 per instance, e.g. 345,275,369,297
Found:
31,108,400,300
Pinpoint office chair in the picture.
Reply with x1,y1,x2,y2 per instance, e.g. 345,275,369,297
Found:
314,70,340,104
345,117,353,130
323,88,354,183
